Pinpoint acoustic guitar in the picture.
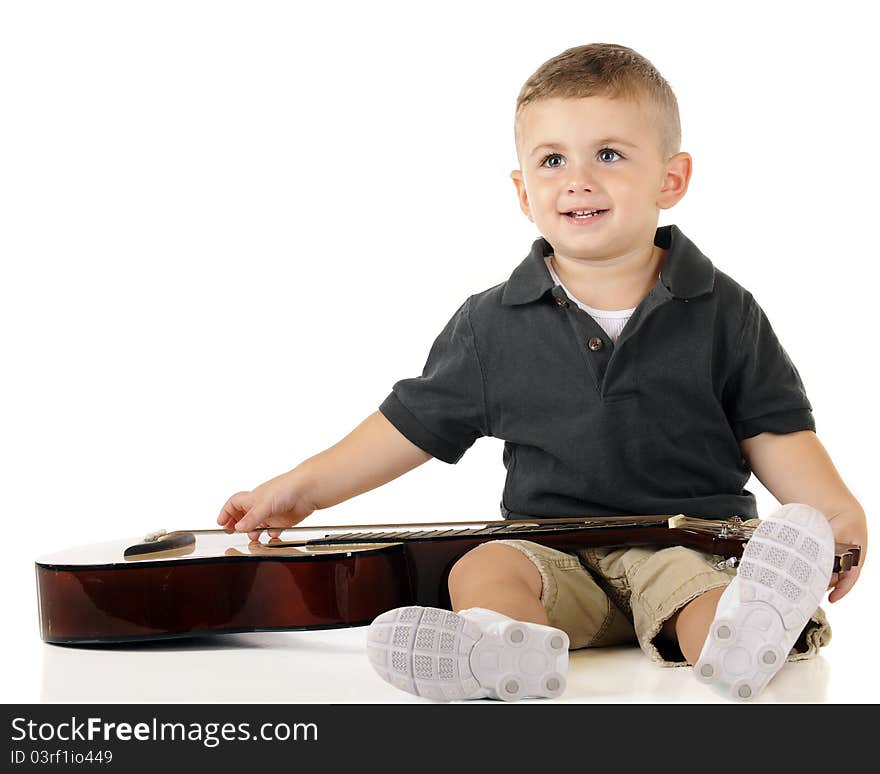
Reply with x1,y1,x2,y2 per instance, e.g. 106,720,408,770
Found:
35,514,860,644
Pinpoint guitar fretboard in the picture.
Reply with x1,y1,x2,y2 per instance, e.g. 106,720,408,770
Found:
306,517,666,545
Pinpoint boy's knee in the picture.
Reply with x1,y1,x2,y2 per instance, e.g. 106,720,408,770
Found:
448,541,542,598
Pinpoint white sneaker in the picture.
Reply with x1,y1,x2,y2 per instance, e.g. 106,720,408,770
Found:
694,503,835,701
366,605,569,701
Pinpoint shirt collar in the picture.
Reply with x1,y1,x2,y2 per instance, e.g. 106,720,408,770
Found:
500,224,716,306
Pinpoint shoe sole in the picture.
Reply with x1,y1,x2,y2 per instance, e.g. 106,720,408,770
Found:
366,605,569,701
694,503,834,700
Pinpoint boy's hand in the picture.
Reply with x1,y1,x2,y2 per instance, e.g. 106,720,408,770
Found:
826,505,868,603
216,469,317,543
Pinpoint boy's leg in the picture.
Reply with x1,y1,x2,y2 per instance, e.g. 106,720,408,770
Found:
446,541,549,625
661,504,835,700
365,542,568,702
452,539,637,650
659,586,726,665
365,539,628,702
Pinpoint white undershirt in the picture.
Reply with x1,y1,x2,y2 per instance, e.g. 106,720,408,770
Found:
545,255,636,344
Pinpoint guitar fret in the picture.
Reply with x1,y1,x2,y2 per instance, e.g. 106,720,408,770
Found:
521,523,583,533
315,520,653,544
329,531,394,541
349,531,398,540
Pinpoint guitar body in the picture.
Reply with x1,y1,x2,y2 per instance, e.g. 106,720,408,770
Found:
36,516,860,644
37,541,412,644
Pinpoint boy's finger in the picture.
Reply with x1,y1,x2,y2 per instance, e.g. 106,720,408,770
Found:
217,492,251,525
235,518,256,533
828,567,859,603
218,512,239,527
828,582,849,603
234,504,266,533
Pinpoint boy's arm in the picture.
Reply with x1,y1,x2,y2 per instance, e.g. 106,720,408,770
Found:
301,410,433,509
740,429,867,602
218,411,432,538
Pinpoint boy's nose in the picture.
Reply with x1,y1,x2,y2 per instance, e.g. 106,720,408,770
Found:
567,177,595,192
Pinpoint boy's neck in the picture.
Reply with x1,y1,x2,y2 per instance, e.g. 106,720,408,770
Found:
549,243,667,311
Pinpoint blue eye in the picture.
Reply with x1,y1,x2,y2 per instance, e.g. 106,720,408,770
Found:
540,147,623,167
598,147,622,163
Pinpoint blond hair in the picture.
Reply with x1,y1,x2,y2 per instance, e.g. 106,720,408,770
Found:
514,43,681,163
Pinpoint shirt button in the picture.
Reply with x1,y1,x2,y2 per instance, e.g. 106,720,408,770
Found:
555,296,569,308
587,336,604,351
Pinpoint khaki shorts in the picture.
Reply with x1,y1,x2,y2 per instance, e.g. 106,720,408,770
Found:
494,526,831,667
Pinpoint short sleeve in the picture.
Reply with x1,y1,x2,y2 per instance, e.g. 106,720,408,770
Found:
722,293,816,442
379,297,489,463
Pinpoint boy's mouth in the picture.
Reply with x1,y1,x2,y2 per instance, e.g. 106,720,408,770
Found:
561,208,609,224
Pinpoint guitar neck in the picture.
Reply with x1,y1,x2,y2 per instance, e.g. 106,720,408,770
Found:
301,514,676,544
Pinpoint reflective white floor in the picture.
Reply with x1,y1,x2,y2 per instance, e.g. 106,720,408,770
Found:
35,616,870,704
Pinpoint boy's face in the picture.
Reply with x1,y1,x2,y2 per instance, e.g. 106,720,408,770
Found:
511,96,691,260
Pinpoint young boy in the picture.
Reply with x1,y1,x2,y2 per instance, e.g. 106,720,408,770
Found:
217,43,867,702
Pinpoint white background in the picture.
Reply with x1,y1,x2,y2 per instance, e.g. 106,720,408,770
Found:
2,0,877,703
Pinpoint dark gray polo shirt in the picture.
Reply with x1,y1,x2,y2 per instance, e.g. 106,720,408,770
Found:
379,224,815,521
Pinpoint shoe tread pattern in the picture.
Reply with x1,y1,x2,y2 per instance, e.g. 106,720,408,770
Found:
366,605,568,701
694,504,834,701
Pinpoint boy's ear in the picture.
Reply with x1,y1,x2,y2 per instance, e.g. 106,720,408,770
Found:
658,151,693,210
510,169,534,221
